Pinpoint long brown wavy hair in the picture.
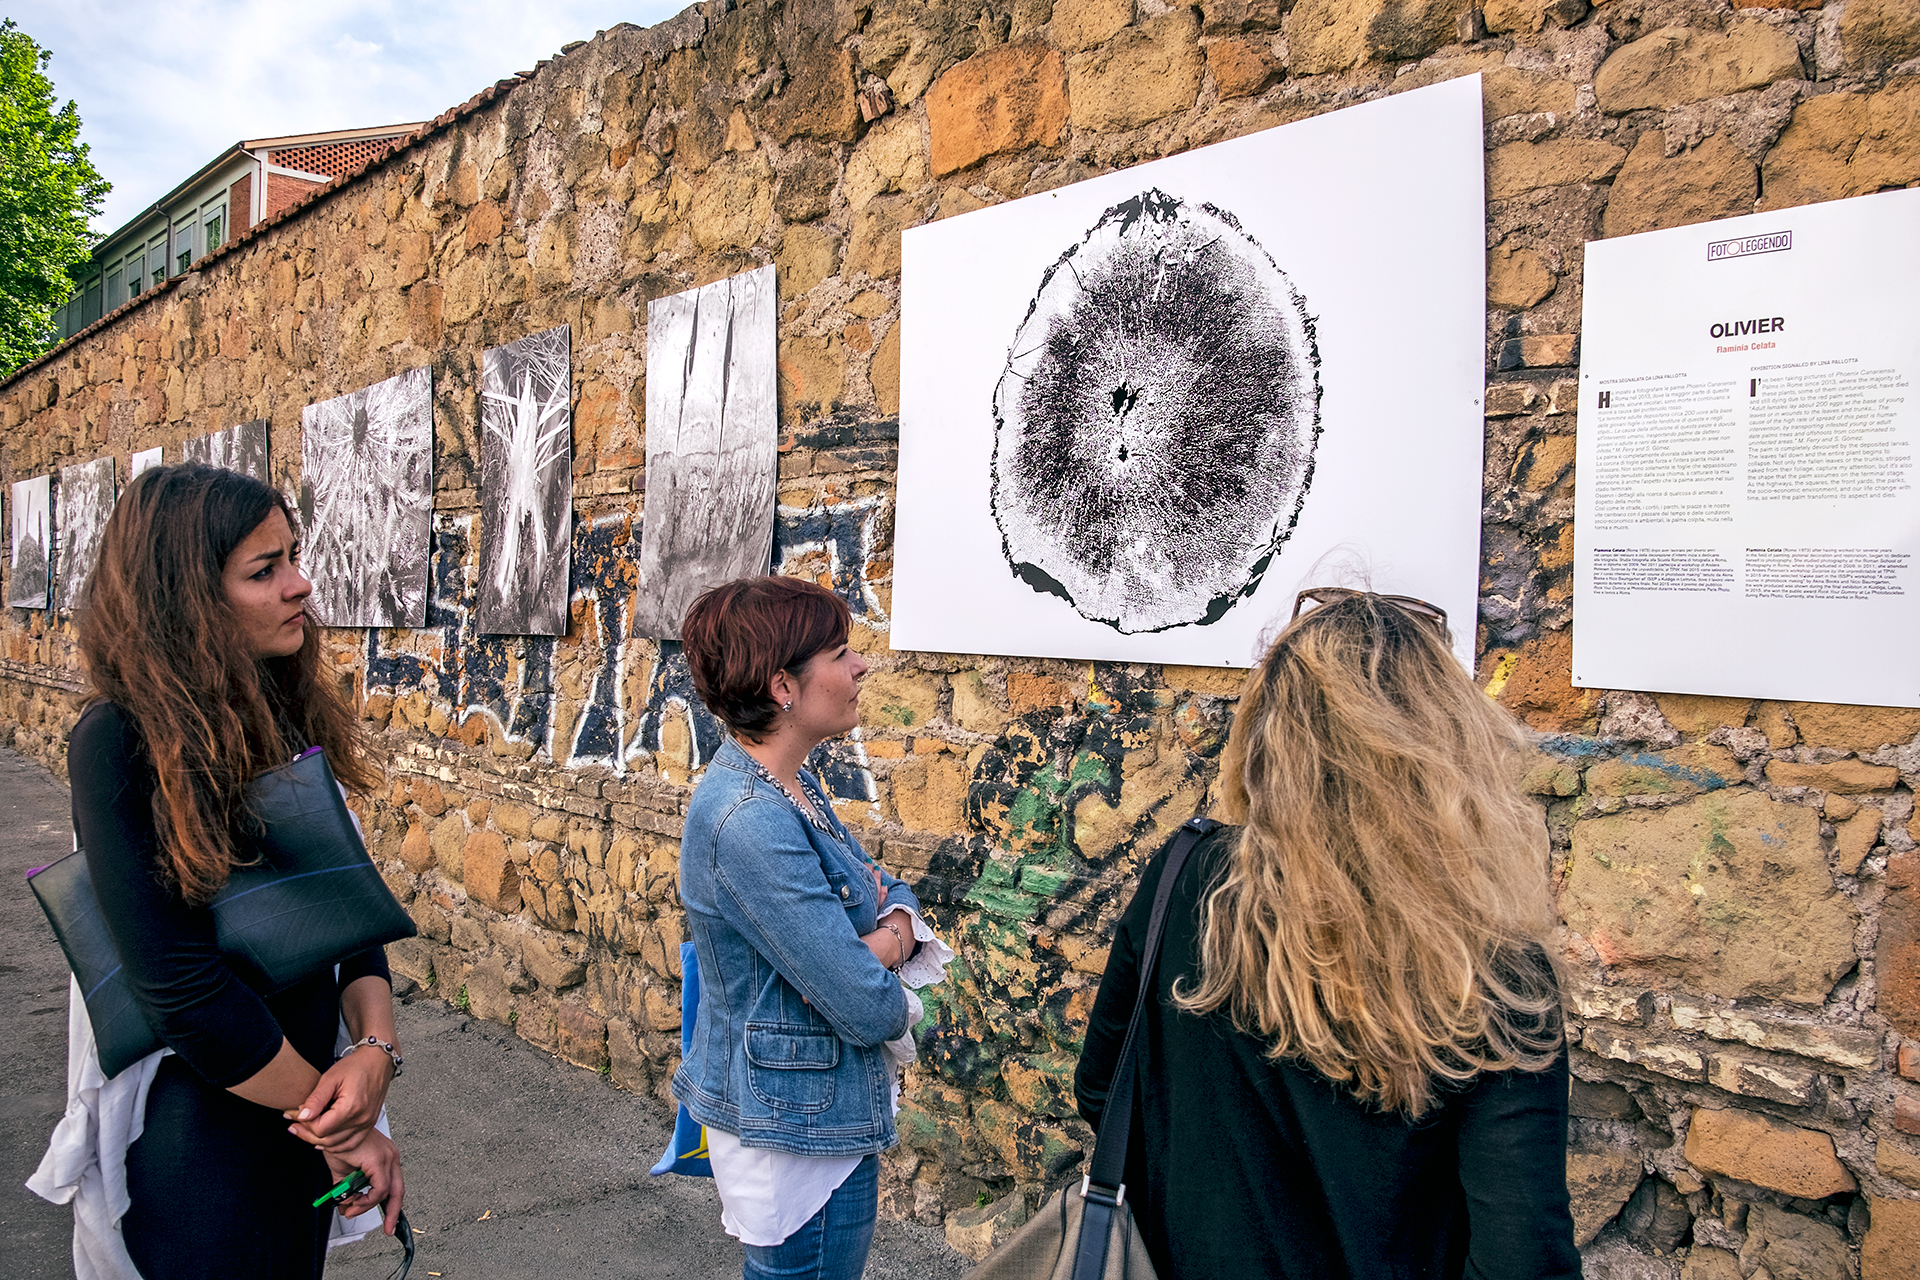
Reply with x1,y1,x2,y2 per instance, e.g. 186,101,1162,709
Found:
76,463,375,904
1178,592,1562,1116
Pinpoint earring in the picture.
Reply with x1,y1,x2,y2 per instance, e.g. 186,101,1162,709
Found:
782,700,793,712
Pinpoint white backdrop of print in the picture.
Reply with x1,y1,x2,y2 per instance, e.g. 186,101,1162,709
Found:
893,75,1488,668
478,325,574,635
130,447,163,477
57,456,116,613
634,264,779,639
9,474,52,610
300,368,435,627
181,419,270,482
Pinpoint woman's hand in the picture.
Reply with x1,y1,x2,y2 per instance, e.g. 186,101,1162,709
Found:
322,1129,405,1232
286,1043,393,1152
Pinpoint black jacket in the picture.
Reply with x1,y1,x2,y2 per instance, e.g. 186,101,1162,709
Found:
1074,826,1582,1280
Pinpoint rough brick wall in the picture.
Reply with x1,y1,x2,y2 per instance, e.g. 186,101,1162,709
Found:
229,173,253,237
263,171,325,221
4,0,1919,1271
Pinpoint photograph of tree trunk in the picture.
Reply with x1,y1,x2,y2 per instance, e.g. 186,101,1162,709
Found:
992,189,1321,636
478,324,572,636
8,472,50,608
181,419,268,482
56,454,113,612
299,367,433,627
634,264,779,639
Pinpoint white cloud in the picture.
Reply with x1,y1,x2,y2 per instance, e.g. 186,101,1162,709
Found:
9,0,690,233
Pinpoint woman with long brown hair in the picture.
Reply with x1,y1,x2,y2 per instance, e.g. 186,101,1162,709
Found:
66,463,404,1277
1075,588,1579,1279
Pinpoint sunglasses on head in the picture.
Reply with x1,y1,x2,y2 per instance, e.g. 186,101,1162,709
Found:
1291,587,1449,631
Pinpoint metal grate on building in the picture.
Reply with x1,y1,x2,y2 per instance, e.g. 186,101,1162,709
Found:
270,135,406,178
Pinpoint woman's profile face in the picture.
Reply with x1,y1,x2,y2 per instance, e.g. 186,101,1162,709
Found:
221,507,312,660
787,639,867,739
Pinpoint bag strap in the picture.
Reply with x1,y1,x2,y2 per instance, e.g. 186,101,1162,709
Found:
1073,816,1221,1280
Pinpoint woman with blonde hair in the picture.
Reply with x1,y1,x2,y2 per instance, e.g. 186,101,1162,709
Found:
1075,588,1579,1279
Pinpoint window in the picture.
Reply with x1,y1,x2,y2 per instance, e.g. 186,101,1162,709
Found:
125,250,144,300
205,213,223,254
105,266,123,309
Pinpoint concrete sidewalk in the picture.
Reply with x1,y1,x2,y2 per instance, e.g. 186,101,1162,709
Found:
2,746,971,1279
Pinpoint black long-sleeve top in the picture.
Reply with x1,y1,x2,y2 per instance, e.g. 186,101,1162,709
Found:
1074,826,1582,1280
69,701,389,1087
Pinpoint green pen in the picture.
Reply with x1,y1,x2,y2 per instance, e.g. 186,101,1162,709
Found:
313,1168,371,1208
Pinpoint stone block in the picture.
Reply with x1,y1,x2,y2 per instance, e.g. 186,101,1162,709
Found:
1654,693,1755,737
1584,743,1741,799
399,820,435,873
1488,241,1556,308
409,899,451,944
1603,131,1756,240
432,812,468,881
1864,1196,1920,1280
1760,85,1920,212
1483,65,1577,119
1207,35,1278,99
764,46,861,145
1001,1051,1079,1118
1074,735,1203,863
464,829,523,913
554,1002,608,1071
1488,140,1628,199
607,1018,653,1093
523,931,588,990
492,801,532,840
1564,788,1858,1004
1619,1176,1692,1253
778,224,841,295
1289,0,1457,74
1684,1107,1856,1200
1764,758,1899,794
862,669,944,729
1666,999,1881,1070
1705,1052,1819,1106
775,149,839,222
1582,1026,1706,1082
1787,702,1920,753
945,1192,1031,1261
871,322,901,416
845,193,926,281
1900,1095,1920,1136
689,155,774,251
1594,24,1803,115
450,915,488,953
846,115,928,207
1836,809,1881,876
387,937,437,988
1902,1040,1920,1080
1841,0,1920,73
1569,1079,1641,1121
1482,628,1596,733
1066,8,1203,133
1738,1203,1850,1280
971,1098,1084,1182
1880,1139,1920,1189
892,755,968,831
1566,1148,1644,1246
949,670,1003,734
465,954,517,1025
777,330,845,421
1052,0,1134,53
927,41,1069,176
1680,1247,1741,1280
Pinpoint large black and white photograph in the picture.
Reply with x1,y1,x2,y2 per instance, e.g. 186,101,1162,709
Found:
130,447,162,477
9,474,51,609
300,368,433,627
893,76,1489,667
57,456,116,612
634,264,778,639
478,324,572,635
182,419,269,481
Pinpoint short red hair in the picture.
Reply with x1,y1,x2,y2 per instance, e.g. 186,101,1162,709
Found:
681,576,852,737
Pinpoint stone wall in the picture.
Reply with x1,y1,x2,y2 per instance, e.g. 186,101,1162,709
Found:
4,0,1920,1272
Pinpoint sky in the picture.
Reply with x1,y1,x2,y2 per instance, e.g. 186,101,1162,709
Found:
8,0,689,235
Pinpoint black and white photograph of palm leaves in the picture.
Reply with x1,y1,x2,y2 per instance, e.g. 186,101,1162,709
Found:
300,368,433,627
9,474,51,609
182,419,269,481
478,324,572,634
57,456,116,612
635,264,779,638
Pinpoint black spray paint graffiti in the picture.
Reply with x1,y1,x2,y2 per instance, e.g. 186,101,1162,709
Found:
363,503,883,802
991,189,1323,635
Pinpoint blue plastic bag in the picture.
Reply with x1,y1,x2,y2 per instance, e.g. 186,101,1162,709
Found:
649,940,712,1177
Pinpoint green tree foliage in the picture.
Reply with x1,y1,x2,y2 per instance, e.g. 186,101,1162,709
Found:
0,19,108,375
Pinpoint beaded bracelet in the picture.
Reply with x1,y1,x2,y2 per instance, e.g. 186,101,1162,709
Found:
340,1035,404,1079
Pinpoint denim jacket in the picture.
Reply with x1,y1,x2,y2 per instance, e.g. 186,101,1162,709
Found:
671,737,919,1156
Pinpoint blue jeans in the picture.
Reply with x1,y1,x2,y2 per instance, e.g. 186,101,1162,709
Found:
741,1154,879,1280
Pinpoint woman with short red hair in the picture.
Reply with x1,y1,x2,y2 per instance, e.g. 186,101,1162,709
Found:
674,575,932,1280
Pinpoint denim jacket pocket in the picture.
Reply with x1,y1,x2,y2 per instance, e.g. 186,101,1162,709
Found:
745,1022,841,1114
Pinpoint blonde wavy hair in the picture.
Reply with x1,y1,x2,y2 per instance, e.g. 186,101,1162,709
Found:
1176,591,1562,1117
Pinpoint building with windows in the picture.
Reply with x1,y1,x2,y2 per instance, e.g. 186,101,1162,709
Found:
53,122,423,340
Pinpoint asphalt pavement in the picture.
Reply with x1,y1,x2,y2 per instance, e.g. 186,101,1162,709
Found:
2,745,971,1279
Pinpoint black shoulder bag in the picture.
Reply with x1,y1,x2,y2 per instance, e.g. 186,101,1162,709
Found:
28,747,418,1078
967,816,1220,1280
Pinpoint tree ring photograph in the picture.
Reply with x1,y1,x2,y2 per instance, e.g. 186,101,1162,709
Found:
990,188,1322,634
